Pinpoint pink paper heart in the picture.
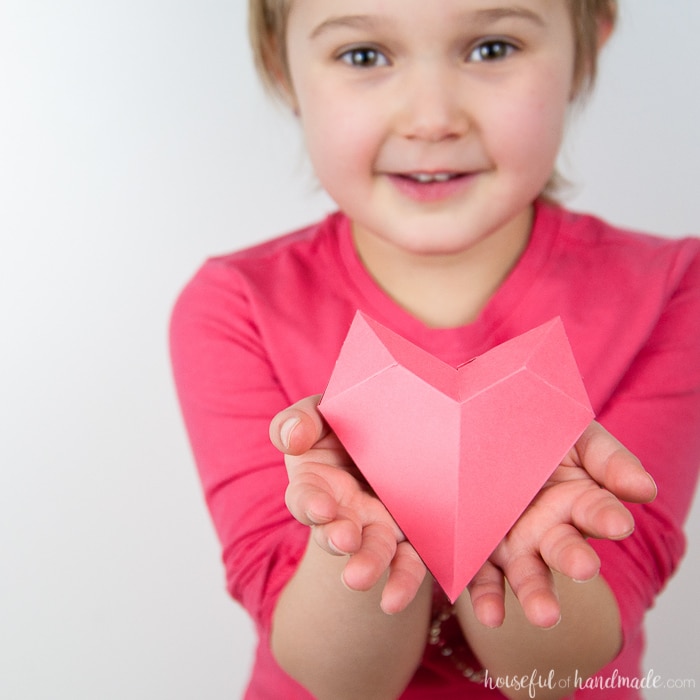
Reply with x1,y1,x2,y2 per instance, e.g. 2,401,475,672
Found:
319,312,594,602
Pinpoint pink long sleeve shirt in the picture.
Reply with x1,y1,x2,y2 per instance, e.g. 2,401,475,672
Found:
170,201,700,698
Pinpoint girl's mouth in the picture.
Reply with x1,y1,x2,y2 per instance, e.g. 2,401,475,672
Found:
388,171,475,202
404,172,460,184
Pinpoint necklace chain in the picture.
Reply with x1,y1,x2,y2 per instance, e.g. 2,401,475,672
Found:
428,600,486,683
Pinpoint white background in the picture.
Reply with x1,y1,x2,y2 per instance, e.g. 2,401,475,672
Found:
1,1,698,698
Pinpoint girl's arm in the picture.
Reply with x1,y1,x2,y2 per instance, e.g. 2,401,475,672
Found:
269,398,433,700
272,536,433,700
458,244,700,699
171,259,436,699
456,423,656,700
458,574,622,700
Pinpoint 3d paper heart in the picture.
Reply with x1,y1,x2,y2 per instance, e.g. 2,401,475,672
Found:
318,312,594,602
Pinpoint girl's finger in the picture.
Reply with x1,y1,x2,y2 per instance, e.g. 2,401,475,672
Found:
342,520,399,592
495,550,561,629
283,466,338,525
570,422,657,503
311,517,363,557
467,559,506,628
381,542,427,614
570,486,635,540
269,394,329,455
539,523,601,582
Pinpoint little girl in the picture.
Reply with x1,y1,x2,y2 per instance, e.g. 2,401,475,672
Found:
170,1,700,698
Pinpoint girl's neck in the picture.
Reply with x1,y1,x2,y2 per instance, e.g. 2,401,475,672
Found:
351,207,533,329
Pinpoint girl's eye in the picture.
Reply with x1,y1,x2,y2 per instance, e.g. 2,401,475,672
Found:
339,47,389,68
469,40,515,63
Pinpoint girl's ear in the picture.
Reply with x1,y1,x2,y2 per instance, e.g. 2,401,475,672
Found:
276,81,299,115
596,0,618,51
277,78,299,114
265,44,299,114
596,14,615,51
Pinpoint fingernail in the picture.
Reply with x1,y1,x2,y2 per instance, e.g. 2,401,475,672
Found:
280,417,300,449
573,569,599,584
646,474,658,499
328,537,349,556
610,526,635,541
380,604,395,616
544,615,562,630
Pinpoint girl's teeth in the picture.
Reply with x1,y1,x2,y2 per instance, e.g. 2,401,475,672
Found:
410,173,454,183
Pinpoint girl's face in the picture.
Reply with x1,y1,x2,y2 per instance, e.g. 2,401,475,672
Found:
285,0,576,258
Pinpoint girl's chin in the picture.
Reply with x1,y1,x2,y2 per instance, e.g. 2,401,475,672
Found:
355,224,488,259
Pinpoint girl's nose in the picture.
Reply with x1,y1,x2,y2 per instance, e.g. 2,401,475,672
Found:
395,64,469,142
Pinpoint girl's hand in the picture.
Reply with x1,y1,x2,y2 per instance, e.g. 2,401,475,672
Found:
270,395,427,614
467,421,658,629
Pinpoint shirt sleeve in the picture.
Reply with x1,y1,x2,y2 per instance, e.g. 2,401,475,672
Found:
169,258,309,636
590,239,700,649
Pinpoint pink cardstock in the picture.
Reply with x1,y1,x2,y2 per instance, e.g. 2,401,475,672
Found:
319,312,594,602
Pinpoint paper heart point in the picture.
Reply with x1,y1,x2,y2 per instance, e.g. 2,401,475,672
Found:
319,312,594,602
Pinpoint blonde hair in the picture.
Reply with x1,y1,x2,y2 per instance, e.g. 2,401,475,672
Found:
248,0,617,100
